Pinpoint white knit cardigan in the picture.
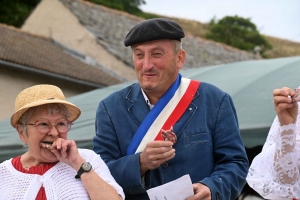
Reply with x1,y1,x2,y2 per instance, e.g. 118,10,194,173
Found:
0,149,125,200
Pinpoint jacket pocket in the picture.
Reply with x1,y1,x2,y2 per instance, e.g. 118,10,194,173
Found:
185,131,211,145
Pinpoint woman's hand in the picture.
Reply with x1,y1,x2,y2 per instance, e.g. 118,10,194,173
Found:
49,139,123,199
273,87,298,125
50,138,85,170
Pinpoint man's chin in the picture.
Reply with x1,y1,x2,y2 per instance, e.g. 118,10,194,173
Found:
142,85,155,91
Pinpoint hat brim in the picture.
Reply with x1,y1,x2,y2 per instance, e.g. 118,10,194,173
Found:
11,99,81,127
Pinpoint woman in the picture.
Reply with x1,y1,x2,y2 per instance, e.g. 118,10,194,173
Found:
246,87,300,199
0,84,124,200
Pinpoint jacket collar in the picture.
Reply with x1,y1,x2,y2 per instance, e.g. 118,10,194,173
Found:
126,83,149,125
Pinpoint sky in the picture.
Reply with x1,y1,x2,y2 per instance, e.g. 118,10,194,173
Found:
140,0,300,43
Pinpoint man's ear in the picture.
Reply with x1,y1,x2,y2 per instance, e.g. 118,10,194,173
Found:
177,49,186,70
16,124,27,144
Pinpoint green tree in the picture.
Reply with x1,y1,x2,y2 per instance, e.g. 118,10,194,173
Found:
0,0,41,27
206,15,272,56
0,0,160,27
87,0,161,19
87,0,145,15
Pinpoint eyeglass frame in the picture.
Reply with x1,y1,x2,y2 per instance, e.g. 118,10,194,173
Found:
26,118,73,134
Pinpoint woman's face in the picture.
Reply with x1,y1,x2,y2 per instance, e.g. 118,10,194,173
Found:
17,110,69,164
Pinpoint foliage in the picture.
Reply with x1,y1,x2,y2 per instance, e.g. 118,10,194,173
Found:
0,0,41,27
4,0,296,58
87,0,161,19
206,16,272,56
87,0,146,15
263,35,300,58
137,12,162,19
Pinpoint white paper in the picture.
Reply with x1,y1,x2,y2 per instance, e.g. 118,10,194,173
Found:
146,174,194,200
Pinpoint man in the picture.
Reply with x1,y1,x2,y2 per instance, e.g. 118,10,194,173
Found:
93,18,248,200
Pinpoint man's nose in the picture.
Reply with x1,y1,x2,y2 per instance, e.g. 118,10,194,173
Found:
142,55,153,71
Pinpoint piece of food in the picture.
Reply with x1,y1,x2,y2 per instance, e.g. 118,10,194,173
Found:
40,142,54,150
293,88,300,102
161,126,177,144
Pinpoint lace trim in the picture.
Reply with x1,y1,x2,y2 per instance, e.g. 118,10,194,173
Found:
274,124,298,185
246,106,300,198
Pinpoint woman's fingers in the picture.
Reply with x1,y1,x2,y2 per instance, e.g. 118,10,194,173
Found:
273,87,295,107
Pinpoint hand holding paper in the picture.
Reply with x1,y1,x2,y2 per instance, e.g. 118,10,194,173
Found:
147,174,194,200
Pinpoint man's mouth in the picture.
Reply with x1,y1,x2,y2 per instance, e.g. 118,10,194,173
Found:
143,74,155,77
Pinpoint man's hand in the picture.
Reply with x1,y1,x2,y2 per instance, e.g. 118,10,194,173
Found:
140,141,175,175
186,183,211,200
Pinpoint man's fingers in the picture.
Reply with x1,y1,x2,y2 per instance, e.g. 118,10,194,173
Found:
185,183,211,200
144,146,173,156
147,140,174,147
140,144,176,171
147,148,175,161
143,141,174,157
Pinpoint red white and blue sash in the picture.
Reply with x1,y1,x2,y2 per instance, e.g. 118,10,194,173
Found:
127,74,200,155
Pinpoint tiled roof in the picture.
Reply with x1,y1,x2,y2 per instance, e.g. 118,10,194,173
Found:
59,0,259,69
0,23,121,87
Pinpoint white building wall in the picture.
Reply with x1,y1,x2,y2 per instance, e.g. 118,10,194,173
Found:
22,0,136,81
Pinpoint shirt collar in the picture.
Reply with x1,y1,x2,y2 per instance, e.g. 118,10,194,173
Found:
141,89,154,110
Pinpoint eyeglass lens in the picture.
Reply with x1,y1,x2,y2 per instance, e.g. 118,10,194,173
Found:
35,119,71,134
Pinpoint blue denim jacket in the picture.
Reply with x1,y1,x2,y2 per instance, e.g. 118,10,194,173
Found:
93,81,248,200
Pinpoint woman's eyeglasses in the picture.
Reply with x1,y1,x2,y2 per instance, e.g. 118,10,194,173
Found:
27,119,72,134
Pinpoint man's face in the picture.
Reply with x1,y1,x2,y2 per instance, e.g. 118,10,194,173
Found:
132,39,185,97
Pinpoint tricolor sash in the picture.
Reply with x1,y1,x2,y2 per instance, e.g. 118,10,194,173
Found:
127,74,200,155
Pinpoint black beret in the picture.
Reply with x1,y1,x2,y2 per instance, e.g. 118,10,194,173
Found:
124,18,185,47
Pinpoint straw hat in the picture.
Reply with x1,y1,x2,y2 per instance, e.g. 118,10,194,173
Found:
11,84,81,127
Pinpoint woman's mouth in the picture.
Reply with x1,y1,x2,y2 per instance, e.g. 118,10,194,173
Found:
40,142,54,150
